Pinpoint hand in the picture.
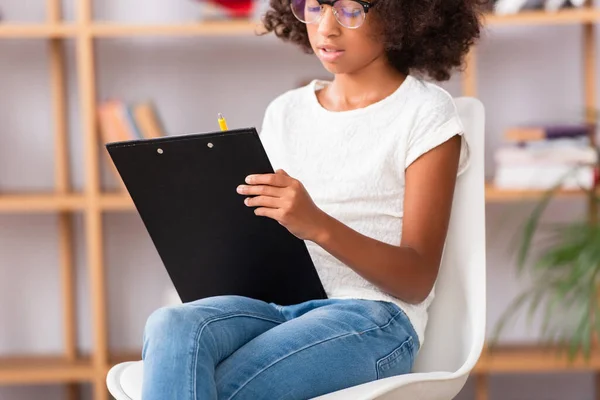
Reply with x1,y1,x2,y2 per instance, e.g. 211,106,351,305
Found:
236,169,328,242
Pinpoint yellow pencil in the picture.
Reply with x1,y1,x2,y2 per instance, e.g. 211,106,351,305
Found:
218,113,229,131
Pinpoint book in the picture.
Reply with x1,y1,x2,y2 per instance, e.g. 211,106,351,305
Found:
97,99,167,190
132,101,166,139
504,123,592,142
97,100,136,190
545,0,570,11
123,104,143,139
494,164,596,190
493,0,529,15
494,144,598,166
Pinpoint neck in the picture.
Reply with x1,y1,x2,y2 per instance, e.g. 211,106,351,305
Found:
329,56,406,108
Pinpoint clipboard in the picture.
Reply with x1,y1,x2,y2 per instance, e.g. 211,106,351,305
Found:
106,127,328,306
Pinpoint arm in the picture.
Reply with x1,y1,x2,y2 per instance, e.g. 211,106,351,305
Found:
239,133,462,304
313,135,462,304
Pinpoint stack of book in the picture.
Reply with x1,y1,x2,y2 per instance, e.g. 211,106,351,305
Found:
97,100,166,189
491,0,586,15
493,123,599,190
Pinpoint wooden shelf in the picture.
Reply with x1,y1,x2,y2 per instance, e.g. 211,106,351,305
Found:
99,192,134,211
0,356,95,385
475,345,600,373
484,183,592,202
485,8,600,25
90,20,264,37
0,24,76,38
0,194,86,212
1,9,600,40
0,186,589,214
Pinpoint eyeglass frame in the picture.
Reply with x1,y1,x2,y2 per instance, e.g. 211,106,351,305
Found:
291,0,379,29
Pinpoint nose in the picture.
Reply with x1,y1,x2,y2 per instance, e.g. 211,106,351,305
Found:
317,6,340,37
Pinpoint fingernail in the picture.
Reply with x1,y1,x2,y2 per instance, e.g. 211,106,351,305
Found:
244,198,249,205
245,176,252,184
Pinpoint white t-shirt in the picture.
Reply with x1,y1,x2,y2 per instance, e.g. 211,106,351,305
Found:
258,75,469,346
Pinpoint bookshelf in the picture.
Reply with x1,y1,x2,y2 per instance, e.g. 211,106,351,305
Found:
0,1,598,400
0,186,590,214
484,7,600,25
484,184,598,202
0,356,95,385
473,345,600,373
2,6,600,38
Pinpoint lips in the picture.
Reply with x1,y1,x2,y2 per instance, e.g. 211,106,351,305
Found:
317,45,345,62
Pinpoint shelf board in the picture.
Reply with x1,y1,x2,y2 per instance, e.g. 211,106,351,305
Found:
1,9,599,40
90,20,265,37
484,183,591,202
109,351,142,365
100,192,135,211
475,345,600,373
0,186,586,214
0,193,86,212
485,8,600,26
0,356,95,385
0,24,77,38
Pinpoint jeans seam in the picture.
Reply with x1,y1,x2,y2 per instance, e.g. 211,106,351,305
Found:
190,312,285,400
227,308,406,400
380,302,420,349
375,336,414,380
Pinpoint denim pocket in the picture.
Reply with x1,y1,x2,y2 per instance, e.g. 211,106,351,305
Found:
376,336,415,380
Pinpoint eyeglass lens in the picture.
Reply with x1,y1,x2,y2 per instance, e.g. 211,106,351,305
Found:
291,0,366,29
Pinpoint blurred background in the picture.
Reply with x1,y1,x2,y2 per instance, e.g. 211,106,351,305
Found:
1,0,600,399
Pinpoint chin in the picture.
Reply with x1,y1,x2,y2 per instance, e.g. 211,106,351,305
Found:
320,62,354,75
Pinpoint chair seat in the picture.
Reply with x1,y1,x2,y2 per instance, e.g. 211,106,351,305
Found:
107,361,142,400
106,360,468,400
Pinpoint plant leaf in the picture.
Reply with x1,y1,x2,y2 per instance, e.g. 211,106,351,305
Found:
516,182,564,274
526,287,546,330
490,291,532,347
568,296,591,361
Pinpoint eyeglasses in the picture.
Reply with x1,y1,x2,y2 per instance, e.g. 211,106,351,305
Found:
290,0,377,30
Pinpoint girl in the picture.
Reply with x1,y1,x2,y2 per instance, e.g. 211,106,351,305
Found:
142,0,483,399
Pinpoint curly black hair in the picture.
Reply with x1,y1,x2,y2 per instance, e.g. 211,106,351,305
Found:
261,0,486,81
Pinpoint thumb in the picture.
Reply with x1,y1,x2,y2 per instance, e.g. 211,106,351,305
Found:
275,169,289,176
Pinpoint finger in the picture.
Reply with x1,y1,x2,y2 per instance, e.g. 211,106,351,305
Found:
253,207,282,221
276,169,289,177
245,173,290,188
245,195,280,209
237,184,284,197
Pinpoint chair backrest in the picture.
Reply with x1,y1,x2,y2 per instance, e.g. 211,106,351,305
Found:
412,97,487,375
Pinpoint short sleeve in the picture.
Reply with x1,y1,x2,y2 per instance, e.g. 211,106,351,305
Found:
258,101,275,140
257,99,282,169
404,94,470,177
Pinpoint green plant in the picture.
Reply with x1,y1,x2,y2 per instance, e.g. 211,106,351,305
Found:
490,175,600,361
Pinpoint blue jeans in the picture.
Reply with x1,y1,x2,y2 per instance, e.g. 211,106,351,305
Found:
141,295,419,400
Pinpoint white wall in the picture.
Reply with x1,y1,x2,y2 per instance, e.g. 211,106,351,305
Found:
0,1,597,399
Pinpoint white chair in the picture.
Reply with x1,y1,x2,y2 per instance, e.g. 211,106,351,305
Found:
107,97,487,400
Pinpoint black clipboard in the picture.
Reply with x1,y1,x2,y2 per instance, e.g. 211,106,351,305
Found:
106,127,327,306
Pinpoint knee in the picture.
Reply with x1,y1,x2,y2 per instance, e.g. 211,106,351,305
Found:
142,306,190,355
145,305,185,334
